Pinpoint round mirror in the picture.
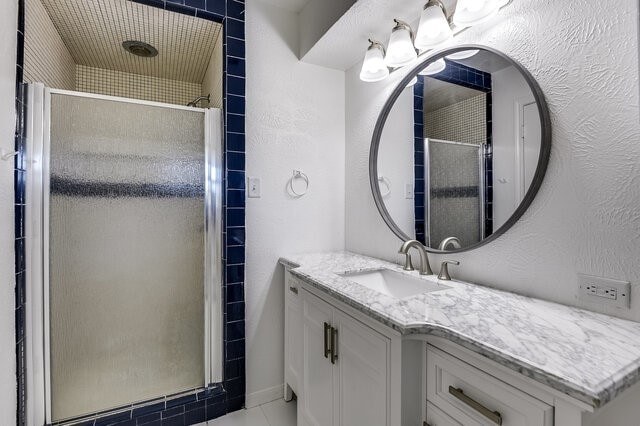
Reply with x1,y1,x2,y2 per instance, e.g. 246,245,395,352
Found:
370,45,551,252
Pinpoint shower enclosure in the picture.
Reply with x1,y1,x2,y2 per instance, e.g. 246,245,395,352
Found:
25,84,222,423
425,138,484,249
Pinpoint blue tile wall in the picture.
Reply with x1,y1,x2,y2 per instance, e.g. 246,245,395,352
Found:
48,387,228,426
484,91,494,236
15,0,26,424
413,76,426,245
431,60,492,93
413,59,494,245
14,0,246,424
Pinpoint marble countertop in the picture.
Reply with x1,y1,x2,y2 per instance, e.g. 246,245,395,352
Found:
279,251,640,408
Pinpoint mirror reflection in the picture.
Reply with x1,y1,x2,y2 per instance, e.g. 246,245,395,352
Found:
377,49,542,251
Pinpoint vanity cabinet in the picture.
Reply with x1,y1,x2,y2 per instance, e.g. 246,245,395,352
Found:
284,269,302,400
301,288,391,426
283,267,640,426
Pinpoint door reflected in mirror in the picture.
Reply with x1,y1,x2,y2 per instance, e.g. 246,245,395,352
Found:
376,48,545,251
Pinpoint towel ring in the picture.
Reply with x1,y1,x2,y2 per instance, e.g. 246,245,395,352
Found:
290,170,309,196
378,176,391,197
0,149,19,161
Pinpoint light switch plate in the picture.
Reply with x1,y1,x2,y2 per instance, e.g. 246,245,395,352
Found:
405,184,414,199
578,273,630,309
247,177,261,198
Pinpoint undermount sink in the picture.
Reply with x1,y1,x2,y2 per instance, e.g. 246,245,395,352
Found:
338,269,449,299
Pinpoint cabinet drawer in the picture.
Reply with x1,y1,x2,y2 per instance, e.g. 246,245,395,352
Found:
426,345,553,426
426,401,463,426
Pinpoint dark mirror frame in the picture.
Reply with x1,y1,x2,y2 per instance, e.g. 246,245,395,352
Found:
369,44,551,253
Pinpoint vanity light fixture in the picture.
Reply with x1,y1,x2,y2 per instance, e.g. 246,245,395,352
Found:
384,19,417,68
415,0,452,50
358,0,512,82
452,0,500,27
445,49,480,60
359,39,390,82
419,58,446,75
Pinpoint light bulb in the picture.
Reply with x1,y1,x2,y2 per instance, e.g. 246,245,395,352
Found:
419,58,446,76
453,0,499,27
445,49,479,60
384,19,417,68
415,1,452,51
359,40,389,82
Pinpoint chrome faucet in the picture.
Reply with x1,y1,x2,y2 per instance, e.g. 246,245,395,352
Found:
437,260,459,280
438,236,462,251
398,240,433,275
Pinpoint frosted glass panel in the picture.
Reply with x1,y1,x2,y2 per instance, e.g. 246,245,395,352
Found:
49,94,205,421
428,140,482,249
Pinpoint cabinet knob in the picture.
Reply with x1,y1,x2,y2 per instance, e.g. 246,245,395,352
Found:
289,286,298,294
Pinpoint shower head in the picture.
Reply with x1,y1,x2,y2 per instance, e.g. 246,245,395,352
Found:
122,40,158,58
187,94,211,108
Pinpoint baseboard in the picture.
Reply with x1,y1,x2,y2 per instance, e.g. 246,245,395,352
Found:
245,384,283,408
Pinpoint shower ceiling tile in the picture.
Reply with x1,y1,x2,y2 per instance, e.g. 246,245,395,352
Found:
41,0,222,83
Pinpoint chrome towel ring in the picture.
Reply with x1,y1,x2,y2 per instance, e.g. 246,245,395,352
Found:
378,176,391,197
289,170,309,197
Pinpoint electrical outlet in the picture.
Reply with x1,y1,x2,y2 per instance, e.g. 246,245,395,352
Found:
578,273,630,309
247,177,261,198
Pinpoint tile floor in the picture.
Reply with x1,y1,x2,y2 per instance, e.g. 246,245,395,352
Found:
198,399,297,426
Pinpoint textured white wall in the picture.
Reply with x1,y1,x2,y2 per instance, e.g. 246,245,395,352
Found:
245,0,345,405
378,86,414,237
0,1,17,424
492,65,536,229
346,0,640,321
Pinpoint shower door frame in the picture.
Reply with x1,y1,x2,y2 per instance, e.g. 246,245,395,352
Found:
424,138,485,248
25,83,223,425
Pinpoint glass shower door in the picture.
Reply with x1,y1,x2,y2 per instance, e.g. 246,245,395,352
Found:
426,138,484,249
47,92,207,421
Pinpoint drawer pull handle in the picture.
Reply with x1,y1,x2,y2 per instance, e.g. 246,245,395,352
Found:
331,326,338,364
289,286,298,294
448,386,502,425
323,322,332,359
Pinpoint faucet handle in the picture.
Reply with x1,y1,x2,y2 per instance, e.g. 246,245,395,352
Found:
438,260,459,280
401,253,414,271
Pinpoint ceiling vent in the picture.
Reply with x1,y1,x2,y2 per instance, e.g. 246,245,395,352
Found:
122,40,158,58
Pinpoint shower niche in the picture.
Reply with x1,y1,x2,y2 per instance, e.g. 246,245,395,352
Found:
23,0,223,108
22,0,227,424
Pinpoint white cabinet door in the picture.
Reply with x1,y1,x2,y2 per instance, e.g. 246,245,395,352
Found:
284,272,302,396
335,310,390,426
302,291,335,426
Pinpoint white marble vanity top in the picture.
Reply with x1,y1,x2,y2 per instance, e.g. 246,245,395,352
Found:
279,251,640,408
